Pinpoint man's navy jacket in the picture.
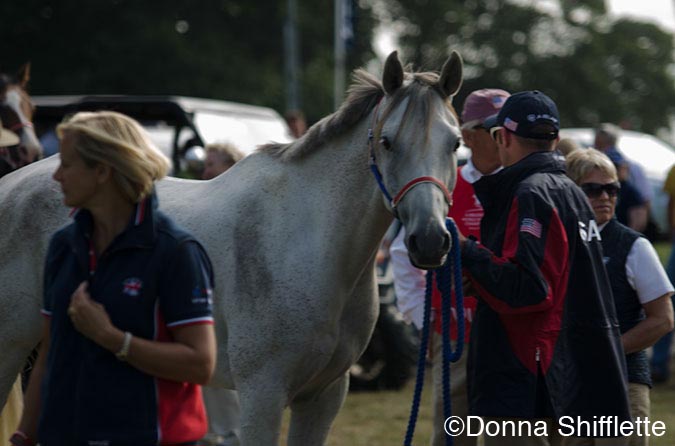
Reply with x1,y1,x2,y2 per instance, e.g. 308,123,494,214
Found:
461,151,631,426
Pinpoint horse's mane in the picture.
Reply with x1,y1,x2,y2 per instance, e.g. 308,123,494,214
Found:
259,68,454,161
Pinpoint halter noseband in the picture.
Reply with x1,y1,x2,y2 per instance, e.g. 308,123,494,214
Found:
367,98,453,215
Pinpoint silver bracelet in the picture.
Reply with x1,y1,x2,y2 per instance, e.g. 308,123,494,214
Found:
115,331,132,361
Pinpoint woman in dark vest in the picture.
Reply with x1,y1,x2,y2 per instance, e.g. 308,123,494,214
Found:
566,148,674,446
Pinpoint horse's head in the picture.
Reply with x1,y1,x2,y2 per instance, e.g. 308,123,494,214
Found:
0,63,43,170
371,51,463,269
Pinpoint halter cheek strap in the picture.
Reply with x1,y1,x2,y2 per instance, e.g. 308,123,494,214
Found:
367,98,453,213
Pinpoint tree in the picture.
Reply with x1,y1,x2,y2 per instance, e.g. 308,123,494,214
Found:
379,0,675,134
0,0,376,124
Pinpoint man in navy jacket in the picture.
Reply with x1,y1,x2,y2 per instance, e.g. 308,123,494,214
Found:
457,91,631,445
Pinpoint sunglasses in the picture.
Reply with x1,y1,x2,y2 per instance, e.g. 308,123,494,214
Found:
489,126,503,141
580,182,620,198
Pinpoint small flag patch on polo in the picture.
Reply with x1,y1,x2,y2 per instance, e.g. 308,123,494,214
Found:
520,218,542,238
122,277,143,297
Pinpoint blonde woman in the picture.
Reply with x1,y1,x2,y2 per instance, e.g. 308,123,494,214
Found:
565,149,674,446
12,111,216,446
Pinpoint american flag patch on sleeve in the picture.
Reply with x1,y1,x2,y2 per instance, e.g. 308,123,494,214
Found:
520,218,543,238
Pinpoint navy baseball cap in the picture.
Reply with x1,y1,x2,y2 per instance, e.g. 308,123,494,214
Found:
483,90,560,140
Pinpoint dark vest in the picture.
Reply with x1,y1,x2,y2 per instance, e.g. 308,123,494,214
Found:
601,218,651,386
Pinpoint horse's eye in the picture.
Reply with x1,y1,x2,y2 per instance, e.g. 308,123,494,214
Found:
454,139,462,152
379,136,391,150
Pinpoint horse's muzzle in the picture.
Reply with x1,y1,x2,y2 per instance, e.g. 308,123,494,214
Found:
406,229,451,270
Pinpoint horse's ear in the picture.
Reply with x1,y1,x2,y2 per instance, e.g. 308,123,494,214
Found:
438,51,463,98
383,51,404,95
16,62,31,89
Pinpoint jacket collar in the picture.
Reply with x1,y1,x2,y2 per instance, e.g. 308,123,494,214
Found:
473,151,566,210
460,158,503,185
71,192,159,250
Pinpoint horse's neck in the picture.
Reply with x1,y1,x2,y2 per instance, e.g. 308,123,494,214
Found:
297,119,393,272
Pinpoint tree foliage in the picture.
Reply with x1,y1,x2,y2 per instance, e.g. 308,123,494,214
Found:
382,0,675,134
0,0,376,124
2,0,674,133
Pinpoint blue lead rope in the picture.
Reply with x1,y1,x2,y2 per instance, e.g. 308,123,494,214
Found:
404,218,464,446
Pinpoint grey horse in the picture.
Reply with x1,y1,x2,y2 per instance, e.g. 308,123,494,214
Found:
0,51,463,445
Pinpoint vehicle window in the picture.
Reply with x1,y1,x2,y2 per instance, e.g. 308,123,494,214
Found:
140,121,176,158
193,111,292,155
618,135,675,180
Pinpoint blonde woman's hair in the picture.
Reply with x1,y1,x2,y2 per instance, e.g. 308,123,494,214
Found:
565,148,618,185
57,111,170,203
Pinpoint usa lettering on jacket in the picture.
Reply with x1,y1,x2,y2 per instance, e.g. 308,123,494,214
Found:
579,220,602,242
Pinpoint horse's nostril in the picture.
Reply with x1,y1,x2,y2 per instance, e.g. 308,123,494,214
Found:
442,233,450,253
408,234,417,253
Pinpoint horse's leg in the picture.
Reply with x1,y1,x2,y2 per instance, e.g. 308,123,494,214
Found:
237,371,288,446
0,290,42,408
0,349,30,410
287,372,349,446
0,320,40,409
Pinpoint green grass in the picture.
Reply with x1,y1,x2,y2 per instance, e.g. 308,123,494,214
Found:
280,379,435,446
277,241,675,445
654,241,671,265
279,373,675,445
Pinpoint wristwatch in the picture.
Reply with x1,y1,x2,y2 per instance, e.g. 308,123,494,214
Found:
115,331,132,361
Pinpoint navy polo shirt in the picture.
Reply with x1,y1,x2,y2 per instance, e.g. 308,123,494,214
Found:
39,194,214,446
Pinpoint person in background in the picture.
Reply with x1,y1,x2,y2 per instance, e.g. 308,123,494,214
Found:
604,149,649,232
594,124,652,233
201,143,244,180
651,163,675,383
564,148,673,446
200,141,244,446
460,91,631,445
12,111,216,446
284,109,308,139
38,128,59,158
555,138,580,158
391,88,509,446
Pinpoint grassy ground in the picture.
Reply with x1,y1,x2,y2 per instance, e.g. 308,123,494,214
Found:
277,242,675,445
279,373,675,445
